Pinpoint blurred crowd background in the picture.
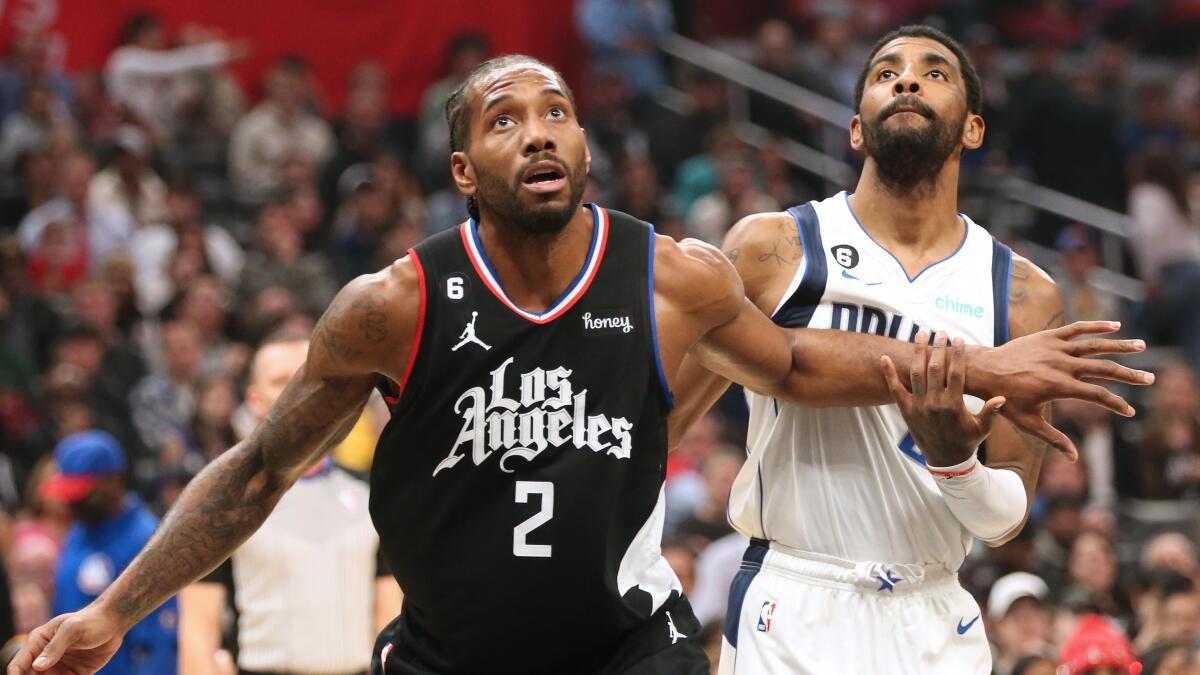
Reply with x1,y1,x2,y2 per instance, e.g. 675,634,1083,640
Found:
1,1,1199,674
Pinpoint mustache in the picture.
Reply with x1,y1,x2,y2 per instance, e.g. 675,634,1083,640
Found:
877,97,936,121
516,152,569,181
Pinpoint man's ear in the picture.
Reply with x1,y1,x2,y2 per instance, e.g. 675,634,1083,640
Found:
962,112,985,151
451,151,476,197
849,114,865,151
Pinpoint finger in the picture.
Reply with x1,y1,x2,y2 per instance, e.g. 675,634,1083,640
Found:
910,332,928,397
881,355,913,415
1002,408,1079,461
33,617,77,671
1067,337,1146,358
1069,381,1136,417
1075,358,1155,386
974,396,1006,435
1052,320,1121,339
947,337,966,398
927,332,948,396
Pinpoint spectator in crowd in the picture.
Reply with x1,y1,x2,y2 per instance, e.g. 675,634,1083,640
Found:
1141,533,1199,584
674,449,742,551
1056,614,1140,675
1,149,56,231
414,33,491,188
649,69,728,185
129,320,202,468
86,125,166,228
0,32,72,122
686,156,778,244
16,151,135,279
1064,531,1128,621
41,431,177,674
799,10,866,105
1053,225,1119,324
104,12,244,142
1121,83,1183,160
321,83,403,215
70,71,123,151
228,56,334,203
168,23,248,147
330,162,420,283
610,155,683,239
662,541,697,597
1128,145,1200,371
1132,363,1200,499
237,201,337,321
575,0,674,114
131,179,244,316
989,572,1054,675
665,413,721,536
178,332,400,675
1010,654,1057,675
172,275,247,379
0,78,73,172
747,19,836,149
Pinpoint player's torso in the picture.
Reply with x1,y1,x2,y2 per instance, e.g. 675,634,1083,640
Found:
732,192,1012,570
370,205,681,672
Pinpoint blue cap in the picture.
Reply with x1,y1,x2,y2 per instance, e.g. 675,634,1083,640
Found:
42,431,126,502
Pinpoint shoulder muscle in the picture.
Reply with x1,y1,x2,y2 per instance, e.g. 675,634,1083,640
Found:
654,233,743,328
721,211,804,311
1007,254,1064,338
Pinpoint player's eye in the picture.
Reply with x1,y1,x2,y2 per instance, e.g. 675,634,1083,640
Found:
878,69,895,80
547,107,565,119
929,69,946,80
493,115,514,129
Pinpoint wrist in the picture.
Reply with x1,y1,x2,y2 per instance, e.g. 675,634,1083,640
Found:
923,443,979,469
927,451,979,477
93,591,139,633
962,345,993,400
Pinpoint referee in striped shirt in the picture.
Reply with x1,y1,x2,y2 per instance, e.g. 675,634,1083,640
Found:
178,331,402,675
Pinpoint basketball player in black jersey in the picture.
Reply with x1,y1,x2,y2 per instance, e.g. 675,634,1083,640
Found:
11,55,1151,675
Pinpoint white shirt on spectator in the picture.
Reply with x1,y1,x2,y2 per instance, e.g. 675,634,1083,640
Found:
105,42,232,136
1127,183,1200,282
88,166,168,228
228,102,334,200
131,223,245,315
16,197,135,269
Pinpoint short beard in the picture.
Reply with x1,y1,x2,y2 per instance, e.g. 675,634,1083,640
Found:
861,103,964,196
473,154,587,236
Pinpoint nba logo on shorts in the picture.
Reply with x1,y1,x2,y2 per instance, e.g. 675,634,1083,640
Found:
757,601,777,632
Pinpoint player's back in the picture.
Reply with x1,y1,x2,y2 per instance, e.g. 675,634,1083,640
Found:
369,205,689,673
730,192,1013,571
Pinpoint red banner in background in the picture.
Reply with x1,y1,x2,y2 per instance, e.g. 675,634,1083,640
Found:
0,0,584,116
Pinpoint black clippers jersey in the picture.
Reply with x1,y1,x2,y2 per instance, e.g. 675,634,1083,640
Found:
369,205,680,673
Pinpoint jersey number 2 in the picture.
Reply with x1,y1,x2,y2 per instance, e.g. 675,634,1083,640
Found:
514,481,554,557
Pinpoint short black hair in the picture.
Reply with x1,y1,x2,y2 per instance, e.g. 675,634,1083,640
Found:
122,12,161,45
853,24,982,116
444,54,575,155
444,55,576,221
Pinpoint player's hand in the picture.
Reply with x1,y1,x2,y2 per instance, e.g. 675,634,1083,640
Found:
966,320,1152,459
882,332,1005,467
6,607,124,675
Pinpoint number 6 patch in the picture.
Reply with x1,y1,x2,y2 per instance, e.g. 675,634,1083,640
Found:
442,274,470,302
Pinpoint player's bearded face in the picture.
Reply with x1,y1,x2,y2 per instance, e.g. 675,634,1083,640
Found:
861,95,965,191
472,147,587,235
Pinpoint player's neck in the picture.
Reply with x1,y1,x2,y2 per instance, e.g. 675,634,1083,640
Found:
474,205,595,313
848,160,963,260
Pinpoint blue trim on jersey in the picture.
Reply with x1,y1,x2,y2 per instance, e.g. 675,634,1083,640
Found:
773,203,828,327
990,238,1014,345
647,226,675,410
467,203,602,318
898,431,927,466
843,192,969,283
724,541,769,649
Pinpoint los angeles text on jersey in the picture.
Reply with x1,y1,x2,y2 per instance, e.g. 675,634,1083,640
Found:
432,356,634,477
829,302,961,341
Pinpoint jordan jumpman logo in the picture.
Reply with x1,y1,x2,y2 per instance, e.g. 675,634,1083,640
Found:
452,311,491,351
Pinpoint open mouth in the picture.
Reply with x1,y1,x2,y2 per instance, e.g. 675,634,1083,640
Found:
522,162,567,194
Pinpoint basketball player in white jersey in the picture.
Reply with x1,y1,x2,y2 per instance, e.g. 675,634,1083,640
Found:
674,25,1135,674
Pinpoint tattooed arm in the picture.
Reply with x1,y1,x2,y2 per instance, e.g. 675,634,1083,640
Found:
976,256,1065,545
8,261,420,675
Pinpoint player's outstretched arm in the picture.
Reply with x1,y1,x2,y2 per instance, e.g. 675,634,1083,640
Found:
8,262,420,675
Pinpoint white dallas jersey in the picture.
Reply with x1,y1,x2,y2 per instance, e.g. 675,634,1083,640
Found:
730,192,1013,571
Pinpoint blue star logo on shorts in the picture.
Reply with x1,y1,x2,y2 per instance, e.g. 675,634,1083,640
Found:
877,571,901,592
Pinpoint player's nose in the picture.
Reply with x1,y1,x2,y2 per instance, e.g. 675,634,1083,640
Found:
893,79,920,96
522,117,557,156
